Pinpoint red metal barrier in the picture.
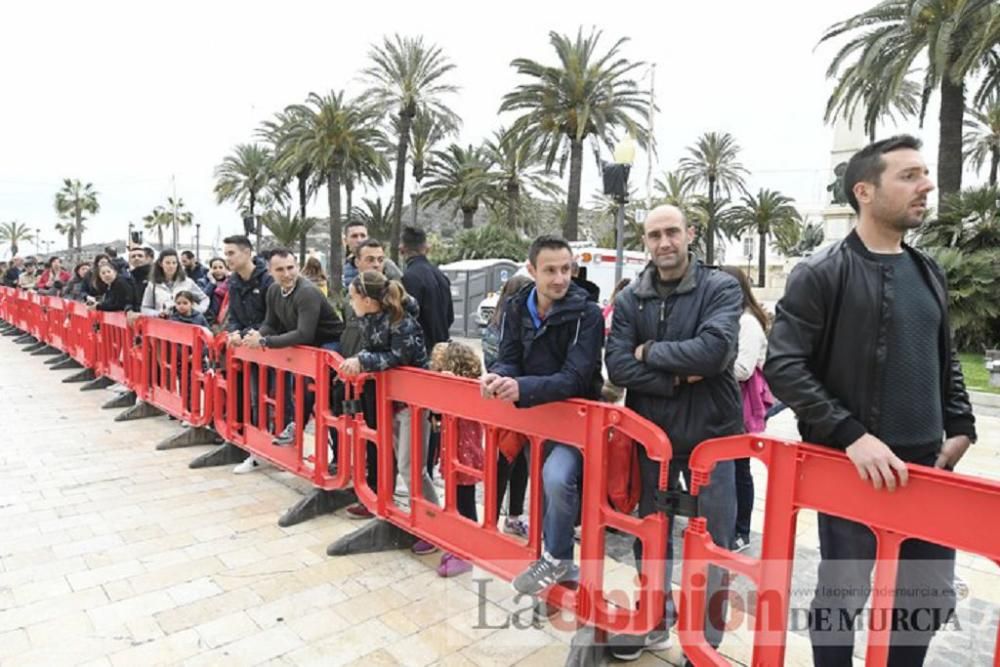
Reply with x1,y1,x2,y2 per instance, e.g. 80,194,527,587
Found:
133,318,213,425
349,368,674,635
25,292,47,341
213,338,353,490
0,287,15,325
43,296,68,352
63,300,97,369
677,435,1000,667
93,311,139,388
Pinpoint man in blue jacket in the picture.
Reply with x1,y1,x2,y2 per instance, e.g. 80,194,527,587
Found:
221,235,274,474
605,205,743,662
482,235,604,596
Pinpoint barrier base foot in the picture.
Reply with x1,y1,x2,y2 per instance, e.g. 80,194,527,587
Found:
0,325,18,335
24,341,47,353
45,352,70,365
63,368,96,383
326,519,417,556
14,334,38,345
189,442,248,469
114,400,164,422
279,488,358,528
565,626,607,667
81,376,115,392
52,356,83,370
32,345,62,356
155,426,218,450
102,391,137,410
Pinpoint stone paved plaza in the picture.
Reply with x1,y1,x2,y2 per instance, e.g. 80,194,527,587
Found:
1,334,998,666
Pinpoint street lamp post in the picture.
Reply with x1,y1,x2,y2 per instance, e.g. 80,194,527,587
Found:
195,223,201,261
128,222,134,247
604,137,636,285
35,228,40,255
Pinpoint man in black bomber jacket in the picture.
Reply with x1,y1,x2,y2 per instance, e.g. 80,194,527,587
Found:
765,135,976,666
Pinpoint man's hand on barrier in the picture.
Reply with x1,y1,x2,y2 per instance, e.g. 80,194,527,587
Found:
846,434,909,491
935,435,971,471
482,373,519,402
126,311,142,325
243,331,263,349
340,357,362,377
227,332,243,347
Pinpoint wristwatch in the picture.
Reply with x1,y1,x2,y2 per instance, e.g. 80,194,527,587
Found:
259,336,269,349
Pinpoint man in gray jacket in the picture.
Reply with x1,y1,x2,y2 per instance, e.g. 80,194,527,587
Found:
605,205,743,663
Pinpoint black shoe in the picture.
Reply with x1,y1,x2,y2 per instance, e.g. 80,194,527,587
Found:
608,629,672,661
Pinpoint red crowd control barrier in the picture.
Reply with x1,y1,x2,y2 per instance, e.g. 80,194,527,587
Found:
43,296,68,351
349,367,674,636
62,300,98,369
25,292,47,342
213,338,353,489
677,435,1000,667
133,318,214,425
93,311,139,388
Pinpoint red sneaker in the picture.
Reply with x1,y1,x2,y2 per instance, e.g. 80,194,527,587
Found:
345,503,374,520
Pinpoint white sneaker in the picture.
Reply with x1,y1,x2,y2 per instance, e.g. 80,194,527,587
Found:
233,456,262,474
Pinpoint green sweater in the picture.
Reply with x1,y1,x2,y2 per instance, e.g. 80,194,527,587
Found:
259,278,343,348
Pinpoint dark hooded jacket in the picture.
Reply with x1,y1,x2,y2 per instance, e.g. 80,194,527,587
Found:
225,258,273,334
606,258,744,458
489,282,604,408
357,296,428,371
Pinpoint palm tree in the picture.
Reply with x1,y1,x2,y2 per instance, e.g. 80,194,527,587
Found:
54,179,100,257
408,111,457,227
53,221,77,252
421,143,494,229
0,221,33,258
483,128,562,231
500,28,649,242
590,189,644,250
263,209,318,250
283,90,387,290
214,143,274,242
820,0,1000,197
158,198,193,248
728,189,799,287
824,66,924,141
964,93,1000,185
353,196,395,242
363,34,460,261
142,207,170,250
678,132,749,264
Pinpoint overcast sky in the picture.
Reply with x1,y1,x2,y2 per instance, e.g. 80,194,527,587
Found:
0,0,971,258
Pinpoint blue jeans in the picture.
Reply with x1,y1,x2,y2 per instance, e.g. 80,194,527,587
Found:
635,450,736,649
541,443,583,562
734,457,754,539
300,341,341,425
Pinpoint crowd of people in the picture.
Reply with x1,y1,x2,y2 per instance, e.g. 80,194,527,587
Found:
0,135,977,666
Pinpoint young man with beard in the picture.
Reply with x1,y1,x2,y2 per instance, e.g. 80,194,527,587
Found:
485,235,604,595
604,204,743,662
765,135,976,666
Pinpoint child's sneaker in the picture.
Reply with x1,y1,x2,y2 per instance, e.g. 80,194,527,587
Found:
411,539,438,556
502,516,528,538
437,553,473,577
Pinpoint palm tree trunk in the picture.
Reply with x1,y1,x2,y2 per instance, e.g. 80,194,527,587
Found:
757,228,767,288
389,112,413,263
328,171,343,293
706,177,716,265
298,172,308,265
345,181,353,230
75,208,83,261
565,139,584,241
506,183,518,229
937,77,965,197
157,227,164,251
462,207,475,229
990,147,999,187
251,192,259,244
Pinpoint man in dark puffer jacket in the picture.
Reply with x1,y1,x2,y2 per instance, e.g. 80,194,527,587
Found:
605,205,742,661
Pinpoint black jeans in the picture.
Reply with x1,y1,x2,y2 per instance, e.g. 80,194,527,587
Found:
810,452,956,666
457,484,477,523
734,457,754,539
495,449,529,518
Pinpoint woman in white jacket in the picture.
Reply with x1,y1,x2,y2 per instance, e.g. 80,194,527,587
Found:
141,249,208,317
722,266,771,554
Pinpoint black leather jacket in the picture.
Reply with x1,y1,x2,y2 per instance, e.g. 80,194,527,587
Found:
764,230,976,451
